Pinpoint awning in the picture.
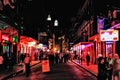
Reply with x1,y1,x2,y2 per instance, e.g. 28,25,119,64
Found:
20,36,38,44
79,42,93,45
88,34,99,41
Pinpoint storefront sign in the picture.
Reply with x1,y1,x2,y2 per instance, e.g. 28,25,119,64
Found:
97,17,105,33
100,30,119,41
2,35,8,40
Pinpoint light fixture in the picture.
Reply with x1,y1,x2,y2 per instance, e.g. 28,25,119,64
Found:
47,15,51,21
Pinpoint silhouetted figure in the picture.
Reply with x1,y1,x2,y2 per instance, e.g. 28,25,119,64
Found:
86,53,90,66
48,53,54,68
63,53,68,63
113,53,120,80
3,52,9,70
24,54,31,77
39,52,43,62
106,54,113,80
0,54,3,71
59,53,63,63
97,57,106,80
20,53,26,62
66,53,69,62
55,53,59,64
9,52,16,71
34,52,38,60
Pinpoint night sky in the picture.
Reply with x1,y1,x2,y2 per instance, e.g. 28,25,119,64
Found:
20,0,85,40
1,0,120,40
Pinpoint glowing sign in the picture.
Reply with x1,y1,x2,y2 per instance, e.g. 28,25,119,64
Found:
28,41,36,47
36,43,43,48
100,30,119,41
0,31,1,42
2,35,8,40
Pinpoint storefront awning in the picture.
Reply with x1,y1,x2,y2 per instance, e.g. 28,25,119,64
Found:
79,42,93,45
88,34,99,41
20,36,38,44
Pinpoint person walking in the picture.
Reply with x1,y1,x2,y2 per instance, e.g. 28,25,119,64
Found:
97,57,107,80
48,53,54,68
3,52,9,70
24,54,31,77
59,52,63,63
106,54,113,80
20,53,26,63
113,53,120,80
86,53,90,66
55,53,59,64
0,54,3,71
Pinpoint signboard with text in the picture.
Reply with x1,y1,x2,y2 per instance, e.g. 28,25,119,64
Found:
100,30,119,41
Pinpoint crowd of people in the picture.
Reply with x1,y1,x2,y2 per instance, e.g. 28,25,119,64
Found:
97,53,120,80
38,51,70,66
0,50,73,77
1,50,120,79
0,52,16,72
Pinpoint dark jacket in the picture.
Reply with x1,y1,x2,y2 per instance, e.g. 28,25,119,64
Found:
97,61,106,80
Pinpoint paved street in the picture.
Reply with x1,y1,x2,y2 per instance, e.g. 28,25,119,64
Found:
8,61,97,80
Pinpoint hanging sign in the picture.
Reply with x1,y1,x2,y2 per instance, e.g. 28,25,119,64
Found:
100,30,119,41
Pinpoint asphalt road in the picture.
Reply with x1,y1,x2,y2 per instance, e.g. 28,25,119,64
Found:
8,61,97,80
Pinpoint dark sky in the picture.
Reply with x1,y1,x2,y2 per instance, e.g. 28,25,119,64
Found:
21,0,85,39
2,0,120,40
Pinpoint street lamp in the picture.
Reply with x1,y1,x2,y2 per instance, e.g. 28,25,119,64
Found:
53,19,58,48
46,15,59,49
46,14,52,49
47,14,51,21
54,19,58,26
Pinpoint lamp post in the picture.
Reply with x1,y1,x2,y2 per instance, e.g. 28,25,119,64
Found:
47,14,52,21
46,14,52,49
53,19,58,48
47,14,58,48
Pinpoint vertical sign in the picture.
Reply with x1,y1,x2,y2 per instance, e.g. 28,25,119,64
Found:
97,17,105,33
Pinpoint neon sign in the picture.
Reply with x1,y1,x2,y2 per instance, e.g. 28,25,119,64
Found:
2,35,8,40
100,30,119,41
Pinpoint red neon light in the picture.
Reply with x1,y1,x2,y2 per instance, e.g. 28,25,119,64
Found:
2,35,8,40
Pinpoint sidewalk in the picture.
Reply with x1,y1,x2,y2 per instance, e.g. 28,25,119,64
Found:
72,60,98,77
0,60,40,80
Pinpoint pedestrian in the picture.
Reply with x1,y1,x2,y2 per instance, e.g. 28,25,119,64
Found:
97,57,106,80
113,53,120,80
24,53,31,77
55,53,59,64
48,53,54,68
106,54,113,80
78,53,83,65
20,53,26,63
0,54,3,71
86,53,90,66
3,52,9,70
9,53,15,71
63,53,68,63
59,52,63,63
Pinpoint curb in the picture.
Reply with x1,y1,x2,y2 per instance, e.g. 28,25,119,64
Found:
72,61,98,77
1,61,41,80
